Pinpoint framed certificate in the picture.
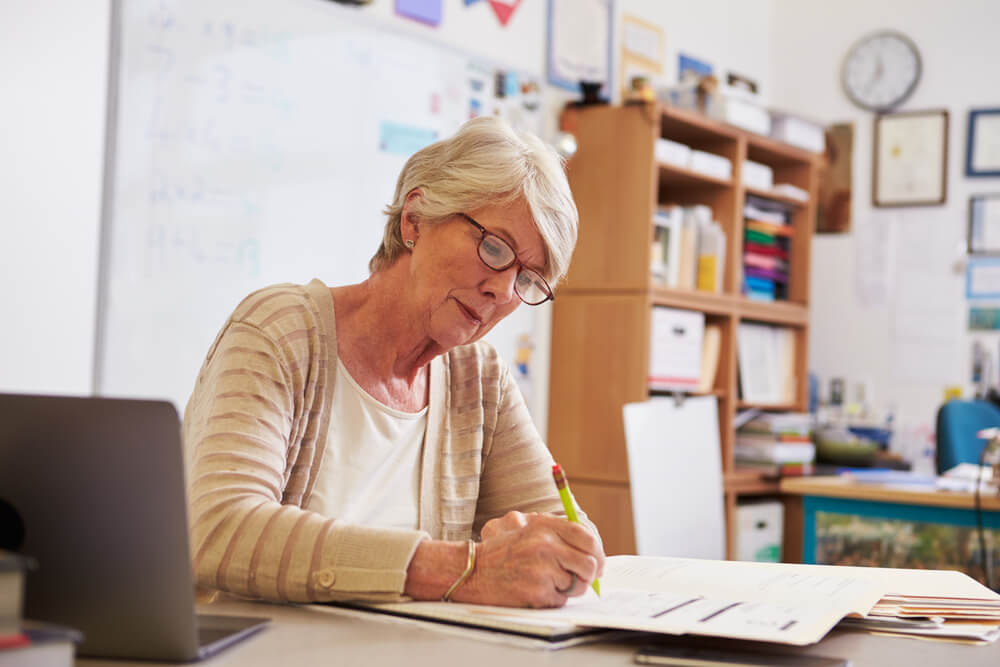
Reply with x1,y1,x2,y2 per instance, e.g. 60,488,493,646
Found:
969,194,1000,254
873,109,948,207
966,108,1000,177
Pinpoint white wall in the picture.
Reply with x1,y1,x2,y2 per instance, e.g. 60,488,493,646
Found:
1,1,109,395
771,0,1000,435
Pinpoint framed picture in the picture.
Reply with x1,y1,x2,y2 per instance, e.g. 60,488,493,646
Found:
966,108,1000,177
967,256,1000,299
619,13,664,101
969,194,1000,254
547,0,613,98
873,109,948,207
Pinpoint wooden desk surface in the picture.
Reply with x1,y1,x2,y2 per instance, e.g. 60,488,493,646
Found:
74,599,1000,667
781,475,1000,511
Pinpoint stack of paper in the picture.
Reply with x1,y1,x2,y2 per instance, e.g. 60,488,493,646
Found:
838,569,1000,643
329,556,1000,648
735,411,815,467
737,322,796,405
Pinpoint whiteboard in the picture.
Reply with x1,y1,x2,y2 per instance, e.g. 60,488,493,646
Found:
97,0,543,411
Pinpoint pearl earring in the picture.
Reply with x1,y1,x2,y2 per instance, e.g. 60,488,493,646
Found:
405,239,415,249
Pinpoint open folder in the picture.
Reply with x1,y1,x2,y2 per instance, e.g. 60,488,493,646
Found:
317,555,1000,648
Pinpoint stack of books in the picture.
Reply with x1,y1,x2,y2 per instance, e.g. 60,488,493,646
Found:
734,412,814,475
1,550,80,665
742,195,791,302
651,204,725,293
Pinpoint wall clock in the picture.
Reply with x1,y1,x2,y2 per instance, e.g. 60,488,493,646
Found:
841,30,921,111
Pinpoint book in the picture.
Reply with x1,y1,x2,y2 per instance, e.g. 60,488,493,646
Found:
330,556,1000,647
695,218,725,293
0,622,82,667
739,411,812,437
652,206,683,287
697,324,722,393
734,439,816,464
0,551,34,639
735,460,815,478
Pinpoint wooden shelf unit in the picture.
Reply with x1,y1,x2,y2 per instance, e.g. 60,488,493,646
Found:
548,103,821,558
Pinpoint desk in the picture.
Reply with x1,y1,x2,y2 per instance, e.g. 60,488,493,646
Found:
74,599,1000,667
781,476,1000,584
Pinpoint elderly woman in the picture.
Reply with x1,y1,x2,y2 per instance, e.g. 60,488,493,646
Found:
183,117,604,609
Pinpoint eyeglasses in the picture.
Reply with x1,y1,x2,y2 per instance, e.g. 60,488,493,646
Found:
458,213,553,306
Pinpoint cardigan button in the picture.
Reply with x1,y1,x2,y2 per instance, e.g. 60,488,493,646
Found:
316,569,336,588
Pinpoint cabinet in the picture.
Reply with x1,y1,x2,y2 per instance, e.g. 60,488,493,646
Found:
547,103,821,558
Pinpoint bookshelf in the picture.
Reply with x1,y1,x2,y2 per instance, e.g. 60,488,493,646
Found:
547,102,820,558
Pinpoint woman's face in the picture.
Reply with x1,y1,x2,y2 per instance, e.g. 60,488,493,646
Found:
404,198,546,351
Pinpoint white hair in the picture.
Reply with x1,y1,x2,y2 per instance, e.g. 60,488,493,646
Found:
370,116,578,284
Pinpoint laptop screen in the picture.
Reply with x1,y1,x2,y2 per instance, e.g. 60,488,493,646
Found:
0,393,206,660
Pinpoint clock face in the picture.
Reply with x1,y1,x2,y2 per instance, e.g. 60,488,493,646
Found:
842,31,921,111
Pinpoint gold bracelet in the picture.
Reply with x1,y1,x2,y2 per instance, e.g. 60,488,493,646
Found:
442,539,477,602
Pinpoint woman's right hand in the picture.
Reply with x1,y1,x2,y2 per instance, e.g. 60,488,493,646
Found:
457,510,605,607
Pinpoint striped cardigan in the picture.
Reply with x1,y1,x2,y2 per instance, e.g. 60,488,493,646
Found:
183,279,585,603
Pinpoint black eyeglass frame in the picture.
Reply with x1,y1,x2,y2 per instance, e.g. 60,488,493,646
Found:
458,213,554,306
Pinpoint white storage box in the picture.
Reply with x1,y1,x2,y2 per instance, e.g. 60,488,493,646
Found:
655,137,692,168
736,501,783,562
742,159,774,191
713,95,771,135
689,150,732,181
771,111,825,153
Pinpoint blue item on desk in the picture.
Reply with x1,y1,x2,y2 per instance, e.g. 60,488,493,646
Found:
935,399,1000,474
837,469,937,485
846,425,892,450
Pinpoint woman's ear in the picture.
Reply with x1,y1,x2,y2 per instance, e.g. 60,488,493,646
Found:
401,188,422,239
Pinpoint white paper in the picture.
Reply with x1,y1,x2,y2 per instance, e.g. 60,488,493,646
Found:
550,0,610,85
853,217,893,307
737,323,793,404
479,556,887,646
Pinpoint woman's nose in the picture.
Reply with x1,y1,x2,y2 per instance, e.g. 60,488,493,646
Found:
481,265,519,304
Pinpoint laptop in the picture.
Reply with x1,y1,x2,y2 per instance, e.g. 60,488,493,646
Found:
0,393,269,661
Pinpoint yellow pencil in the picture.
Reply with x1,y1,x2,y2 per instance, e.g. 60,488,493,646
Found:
551,463,601,596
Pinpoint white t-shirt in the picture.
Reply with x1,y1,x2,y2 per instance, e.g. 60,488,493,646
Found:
304,359,426,530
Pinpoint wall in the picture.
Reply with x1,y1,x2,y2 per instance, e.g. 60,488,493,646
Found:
770,0,1000,444
1,1,109,395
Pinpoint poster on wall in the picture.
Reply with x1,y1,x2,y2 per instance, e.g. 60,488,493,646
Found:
547,0,612,98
